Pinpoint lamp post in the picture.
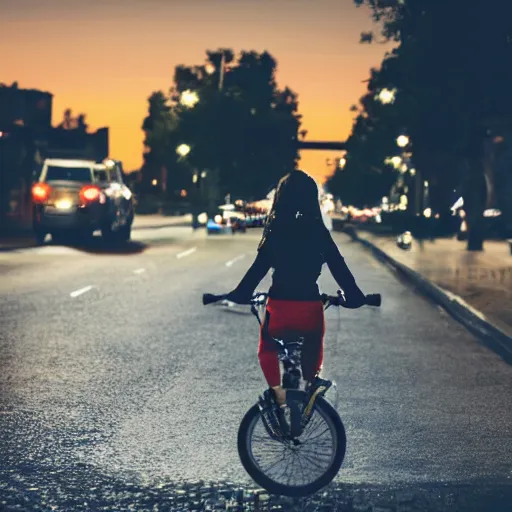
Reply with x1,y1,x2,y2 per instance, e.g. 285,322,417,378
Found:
205,54,226,91
0,131,7,226
395,134,423,215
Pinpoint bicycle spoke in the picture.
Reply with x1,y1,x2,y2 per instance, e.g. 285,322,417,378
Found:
303,426,331,443
297,450,330,472
246,396,342,489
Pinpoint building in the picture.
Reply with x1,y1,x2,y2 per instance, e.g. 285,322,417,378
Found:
0,83,53,130
0,83,109,231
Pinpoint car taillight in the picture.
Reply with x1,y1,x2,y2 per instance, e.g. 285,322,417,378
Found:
79,185,101,203
32,183,51,203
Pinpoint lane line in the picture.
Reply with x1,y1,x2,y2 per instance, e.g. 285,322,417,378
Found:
176,247,197,259
70,285,93,298
226,254,246,267
133,268,146,274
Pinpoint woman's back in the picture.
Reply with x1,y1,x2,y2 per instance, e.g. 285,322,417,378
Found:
263,222,327,301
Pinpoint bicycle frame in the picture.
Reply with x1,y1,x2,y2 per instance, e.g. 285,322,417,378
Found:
250,297,308,439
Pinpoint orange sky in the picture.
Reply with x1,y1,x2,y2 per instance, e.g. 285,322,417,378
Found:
0,0,392,183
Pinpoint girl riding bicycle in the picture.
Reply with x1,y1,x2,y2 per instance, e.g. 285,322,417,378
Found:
225,170,366,407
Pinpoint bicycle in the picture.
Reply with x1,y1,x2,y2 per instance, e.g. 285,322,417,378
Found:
202,290,381,497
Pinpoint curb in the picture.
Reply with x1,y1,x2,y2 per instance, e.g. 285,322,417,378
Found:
353,231,512,365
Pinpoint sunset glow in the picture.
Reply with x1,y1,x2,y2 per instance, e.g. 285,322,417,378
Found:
1,0,392,183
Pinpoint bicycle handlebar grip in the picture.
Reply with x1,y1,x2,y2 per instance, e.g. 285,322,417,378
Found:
365,293,381,307
202,293,226,305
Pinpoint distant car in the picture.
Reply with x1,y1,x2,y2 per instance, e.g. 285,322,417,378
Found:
206,212,246,234
32,158,134,244
246,214,266,228
228,215,247,233
206,218,225,234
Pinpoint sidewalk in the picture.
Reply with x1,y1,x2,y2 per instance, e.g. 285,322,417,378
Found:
355,230,512,345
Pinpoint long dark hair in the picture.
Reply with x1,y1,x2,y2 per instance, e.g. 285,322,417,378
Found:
258,170,324,250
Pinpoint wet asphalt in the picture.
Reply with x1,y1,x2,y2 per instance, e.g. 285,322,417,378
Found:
0,226,511,511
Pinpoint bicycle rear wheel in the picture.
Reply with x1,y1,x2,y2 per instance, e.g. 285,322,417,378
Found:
237,395,346,497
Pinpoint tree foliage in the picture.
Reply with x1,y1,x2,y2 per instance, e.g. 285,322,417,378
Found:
330,0,512,248
142,49,302,203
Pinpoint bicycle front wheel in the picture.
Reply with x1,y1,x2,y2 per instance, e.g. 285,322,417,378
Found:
237,396,346,497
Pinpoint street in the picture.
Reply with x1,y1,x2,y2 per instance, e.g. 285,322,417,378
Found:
1,226,511,511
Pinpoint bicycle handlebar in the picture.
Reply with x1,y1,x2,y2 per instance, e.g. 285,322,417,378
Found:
202,291,381,308
202,292,229,305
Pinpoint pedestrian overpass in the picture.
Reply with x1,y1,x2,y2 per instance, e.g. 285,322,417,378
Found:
298,140,346,151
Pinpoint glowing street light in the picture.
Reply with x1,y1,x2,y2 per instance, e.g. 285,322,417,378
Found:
152,179,158,186
397,135,410,148
205,62,216,75
338,157,347,169
176,143,191,157
180,89,199,108
377,88,396,105
385,156,402,169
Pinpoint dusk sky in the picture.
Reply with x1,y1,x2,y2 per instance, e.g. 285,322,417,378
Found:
1,0,393,183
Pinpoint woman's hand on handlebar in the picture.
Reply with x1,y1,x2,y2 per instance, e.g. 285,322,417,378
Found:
202,291,253,306
322,289,381,309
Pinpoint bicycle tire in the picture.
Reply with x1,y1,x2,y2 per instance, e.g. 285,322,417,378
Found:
237,396,346,497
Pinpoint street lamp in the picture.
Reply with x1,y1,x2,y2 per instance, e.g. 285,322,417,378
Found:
176,143,191,157
180,90,199,108
397,135,410,148
152,179,158,186
338,157,347,169
377,88,396,105
385,156,402,169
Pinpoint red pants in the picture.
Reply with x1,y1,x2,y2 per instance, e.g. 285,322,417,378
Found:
258,298,325,387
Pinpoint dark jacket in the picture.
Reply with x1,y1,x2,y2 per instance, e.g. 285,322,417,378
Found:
228,223,365,305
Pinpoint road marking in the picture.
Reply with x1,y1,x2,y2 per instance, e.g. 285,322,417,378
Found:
176,247,197,259
226,254,246,267
133,268,146,274
70,285,93,298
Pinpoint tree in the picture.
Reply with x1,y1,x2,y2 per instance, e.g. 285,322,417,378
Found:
142,49,302,206
141,91,187,196
57,109,89,131
352,0,512,250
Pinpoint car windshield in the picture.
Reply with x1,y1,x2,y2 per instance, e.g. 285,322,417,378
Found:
45,165,92,182
93,169,108,181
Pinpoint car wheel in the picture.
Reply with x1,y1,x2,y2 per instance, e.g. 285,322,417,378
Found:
101,224,115,242
118,223,131,242
34,229,46,246
78,229,94,244
52,231,75,245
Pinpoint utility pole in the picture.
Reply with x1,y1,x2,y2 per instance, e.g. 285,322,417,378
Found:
219,53,226,91
0,131,7,227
